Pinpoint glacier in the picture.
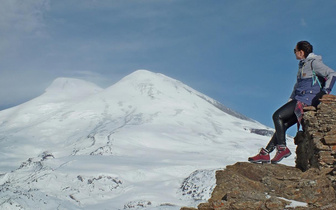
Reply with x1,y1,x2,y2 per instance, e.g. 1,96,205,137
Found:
0,70,296,209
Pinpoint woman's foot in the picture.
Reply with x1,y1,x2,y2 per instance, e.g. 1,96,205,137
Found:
248,148,270,163
271,145,291,164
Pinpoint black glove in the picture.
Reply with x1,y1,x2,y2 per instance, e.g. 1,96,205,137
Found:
311,90,326,107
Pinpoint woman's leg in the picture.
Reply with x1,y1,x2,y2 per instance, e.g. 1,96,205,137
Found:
265,134,277,153
248,100,298,163
265,100,297,152
272,100,298,146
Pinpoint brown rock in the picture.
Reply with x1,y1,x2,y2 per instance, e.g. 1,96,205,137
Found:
303,106,316,111
324,136,336,145
192,163,336,210
182,95,336,210
320,94,336,103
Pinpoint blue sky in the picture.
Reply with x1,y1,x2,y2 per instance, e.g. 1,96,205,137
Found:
1,0,336,135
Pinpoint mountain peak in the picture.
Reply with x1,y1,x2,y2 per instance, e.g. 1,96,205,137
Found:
117,69,169,84
128,69,156,77
43,77,103,102
45,77,102,93
102,70,254,122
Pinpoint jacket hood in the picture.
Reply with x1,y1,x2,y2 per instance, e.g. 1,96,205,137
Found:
306,53,322,62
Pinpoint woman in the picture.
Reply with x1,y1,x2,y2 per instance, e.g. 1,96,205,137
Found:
249,41,336,164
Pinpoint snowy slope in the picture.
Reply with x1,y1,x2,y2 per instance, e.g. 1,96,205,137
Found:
0,70,296,209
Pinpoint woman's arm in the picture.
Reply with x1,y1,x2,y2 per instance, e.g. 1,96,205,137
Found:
312,60,336,93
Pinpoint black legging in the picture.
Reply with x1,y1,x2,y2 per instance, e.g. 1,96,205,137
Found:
265,99,298,152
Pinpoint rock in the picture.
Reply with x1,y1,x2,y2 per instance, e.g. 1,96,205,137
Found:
249,128,274,137
296,94,336,170
182,95,336,210
323,136,336,145
188,162,336,210
319,94,336,103
303,106,316,111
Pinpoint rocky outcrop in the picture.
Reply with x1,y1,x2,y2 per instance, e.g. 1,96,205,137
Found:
295,94,336,172
183,95,336,210
183,162,336,210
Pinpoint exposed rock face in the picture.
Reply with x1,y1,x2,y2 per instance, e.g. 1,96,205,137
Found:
249,128,274,137
295,94,336,172
183,95,336,210
189,162,336,210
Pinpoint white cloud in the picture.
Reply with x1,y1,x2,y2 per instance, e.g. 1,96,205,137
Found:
71,70,111,87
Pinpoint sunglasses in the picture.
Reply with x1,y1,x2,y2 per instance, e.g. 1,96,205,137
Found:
294,49,301,54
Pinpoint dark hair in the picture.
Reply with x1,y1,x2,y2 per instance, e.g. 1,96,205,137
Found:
296,41,313,58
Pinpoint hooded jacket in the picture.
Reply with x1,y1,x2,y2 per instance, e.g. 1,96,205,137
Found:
290,53,336,106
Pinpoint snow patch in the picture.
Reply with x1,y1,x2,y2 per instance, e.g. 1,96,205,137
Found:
180,169,217,206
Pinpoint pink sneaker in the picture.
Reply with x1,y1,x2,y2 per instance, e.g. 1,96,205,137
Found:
271,145,291,164
248,148,270,163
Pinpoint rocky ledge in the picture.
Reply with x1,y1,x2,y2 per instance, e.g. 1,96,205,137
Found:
182,95,336,210
183,162,335,210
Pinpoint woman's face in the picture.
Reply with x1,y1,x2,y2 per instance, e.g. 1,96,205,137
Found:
294,46,305,60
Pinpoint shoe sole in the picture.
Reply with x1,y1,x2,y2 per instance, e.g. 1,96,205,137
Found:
271,152,292,164
248,159,270,164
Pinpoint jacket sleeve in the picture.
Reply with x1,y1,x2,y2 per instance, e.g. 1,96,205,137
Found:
312,60,336,92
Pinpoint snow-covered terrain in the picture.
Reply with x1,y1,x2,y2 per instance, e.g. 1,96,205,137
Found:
0,70,296,209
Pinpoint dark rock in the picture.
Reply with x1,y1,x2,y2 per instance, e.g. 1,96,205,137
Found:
250,128,274,137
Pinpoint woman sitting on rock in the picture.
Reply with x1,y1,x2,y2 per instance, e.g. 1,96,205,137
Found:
249,41,336,164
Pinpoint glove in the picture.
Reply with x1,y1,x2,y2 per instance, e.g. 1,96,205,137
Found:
311,90,326,107
322,88,331,94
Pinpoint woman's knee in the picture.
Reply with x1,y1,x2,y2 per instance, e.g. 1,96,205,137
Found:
272,101,296,123
272,110,281,122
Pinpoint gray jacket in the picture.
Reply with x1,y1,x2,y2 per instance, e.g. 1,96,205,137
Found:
290,53,336,105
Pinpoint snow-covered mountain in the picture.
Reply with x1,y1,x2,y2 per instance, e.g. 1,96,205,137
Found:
0,70,295,209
